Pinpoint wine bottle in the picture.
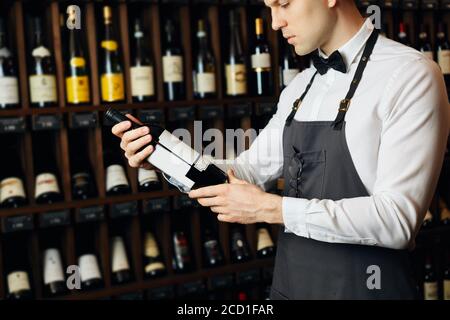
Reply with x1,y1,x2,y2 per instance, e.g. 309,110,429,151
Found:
100,6,125,103
225,10,247,97
110,223,133,285
0,17,19,109
41,230,67,297
418,24,433,60
0,136,27,208
437,23,450,86
422,209,434,229
104,134,131,196
251,18,273,96
162,18,184,101
397,22,411,47
138,168,161,192
172,211,193,273
29,17,57,108
256,223,275,258
130,18,155,102
33,132,63,204
279,39,300,89
444,250,450,300
423,255,438,300
193,19,216,99
4,232,33,300
439,198,450,226
202,226,224,268
70,131,97,200
76,223,103,290
143,231,166,278
230,224,251,263
65,5,90,106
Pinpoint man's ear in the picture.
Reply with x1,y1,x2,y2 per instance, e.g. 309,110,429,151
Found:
328,0,338,8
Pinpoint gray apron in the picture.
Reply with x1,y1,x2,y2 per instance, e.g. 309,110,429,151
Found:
270,31,418,300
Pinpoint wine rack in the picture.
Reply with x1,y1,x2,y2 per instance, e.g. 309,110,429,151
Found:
0,0,449,300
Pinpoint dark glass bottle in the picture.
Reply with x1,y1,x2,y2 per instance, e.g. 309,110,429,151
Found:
29,17,57,108
41,229,67,297
110,220,133,285
103,134,131,196
0,17,19,109
251,18,273,96
230,224,251,263
162,18,185,101
397,22,412,47
437,23,450,86
143,231,166,278
100,6,125,103
418,24,433,61
138,168,161,192
423,255,438,300
256,223,275,258
444,250,450,300
131,18,155,102
194,19,216,99
202,226,224,268
279,39,300,90
422,209,434,229
439,198,450,226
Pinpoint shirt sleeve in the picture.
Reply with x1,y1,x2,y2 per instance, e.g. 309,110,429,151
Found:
282,57,450,250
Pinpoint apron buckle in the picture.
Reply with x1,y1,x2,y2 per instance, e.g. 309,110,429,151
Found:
339,99,351,111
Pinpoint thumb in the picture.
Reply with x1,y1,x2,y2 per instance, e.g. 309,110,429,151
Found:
227,169,248,185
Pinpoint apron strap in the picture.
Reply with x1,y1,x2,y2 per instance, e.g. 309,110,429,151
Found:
332,29,379,130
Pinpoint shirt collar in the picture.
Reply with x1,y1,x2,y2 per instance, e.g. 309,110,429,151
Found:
318,18,374,73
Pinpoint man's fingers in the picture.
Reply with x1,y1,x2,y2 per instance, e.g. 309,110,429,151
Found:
125,134,152,158
197,196,225,207
122,126,150,147
112,121,131,138
217,213,234,223
188,184,228,199
125,114,143,125
128,145,154,168
227,169,248,185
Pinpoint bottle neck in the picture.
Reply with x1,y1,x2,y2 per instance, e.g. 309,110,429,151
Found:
34,31,43,48
69,28,83,57
0,32,5,49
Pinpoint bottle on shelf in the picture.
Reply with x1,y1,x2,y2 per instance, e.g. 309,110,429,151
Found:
142,230,166,278
439,198,450,226
193,19,216,99
202,225,224,268
256,223,275,258
29,17,57,108
138,167,162,192
230,224,251,263
279,38,300,90
3,232,33,300
110,220,133,285
444,250,450,300
423,254,438,300
0,17,20,109
65,5,90,106
76,223,104,291
422,209,434,229
436,22,450,86
418,24,433,61
162,18,184,101
130,18,155,103
225,10,247,97
103,133,131,196
33,132,63,204
251,17,273,96
100,5,125,103
41,230,67,297
171,209,194,273
69,130,97,200
397,22,412,47
0,136,27,208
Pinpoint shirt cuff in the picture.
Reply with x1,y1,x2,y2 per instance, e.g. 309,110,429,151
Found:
282,196,310,237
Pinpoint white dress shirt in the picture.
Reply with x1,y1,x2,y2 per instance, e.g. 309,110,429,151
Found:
218,19,450,250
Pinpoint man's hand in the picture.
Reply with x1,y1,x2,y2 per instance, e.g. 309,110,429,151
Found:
188,169,283,224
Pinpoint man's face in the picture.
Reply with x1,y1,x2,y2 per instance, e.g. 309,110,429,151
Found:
264,0,336,55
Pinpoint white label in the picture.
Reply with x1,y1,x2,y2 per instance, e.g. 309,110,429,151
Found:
130,66,155,97
7,271,31,294
78,254,102,282
145,262,165,274
29,74,57,103
144,232,160,258
251,53,271,70
257,228,274,251
106,165,129,192
111,237,130,273
35,173,60,199
283,69,299,87
225,64,247,95
424,282,438,300
444,279,450,300
32,46,51,58
0,77,19,104
0,47,12,58
438,49,450,75
43,248,65,285
0,177,25,203
196,72,216,94
162,55,183,82
138,168,159,185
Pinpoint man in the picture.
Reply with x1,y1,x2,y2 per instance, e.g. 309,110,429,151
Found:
112,0,449,299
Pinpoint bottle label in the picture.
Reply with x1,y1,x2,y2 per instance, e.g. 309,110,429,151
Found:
78,254,102,282
424,210,433,222
225,64,247,95
101,73,125,102
0,76,19,104
251,53,271,71
106,164,129,192
73,172,90,189
101,40,118,52
0,177,25,203
257,227,274,251
130,66,155,97
424,282,438,300
70,57,86,68
7,271,31,294
43,248,65,285
35,173,60,199
283,69,300,87
111,237,130,273
441,207,450,222
438,49,450,75
162,55,183,83
138,169,159,185
29,75,57,103
32,46,51,58
144,232,160,258
66,75,90,104
145,262,165,274
0,47,12,58
196,72,216,94
444,279,450,300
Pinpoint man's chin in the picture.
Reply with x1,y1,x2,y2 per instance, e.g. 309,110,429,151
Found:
293,44,316,57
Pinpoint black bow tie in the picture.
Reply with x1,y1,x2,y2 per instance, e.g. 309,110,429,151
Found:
311,50,347,75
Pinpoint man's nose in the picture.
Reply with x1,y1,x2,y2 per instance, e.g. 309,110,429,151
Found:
271,9,286,31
